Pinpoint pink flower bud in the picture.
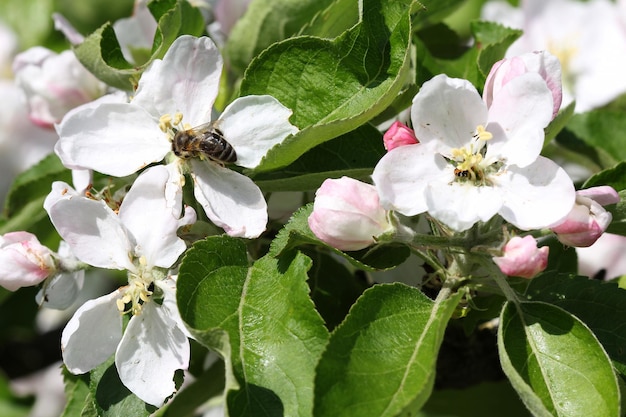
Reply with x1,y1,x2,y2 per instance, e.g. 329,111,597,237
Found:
13,47,106,128
493,236,549,279
0,232,57,291
551,186,619,247
383,121,418,151
484,51,562,120
308,177,393,251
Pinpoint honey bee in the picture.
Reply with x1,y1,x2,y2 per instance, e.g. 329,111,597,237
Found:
172,121,237,164
454,168,469,178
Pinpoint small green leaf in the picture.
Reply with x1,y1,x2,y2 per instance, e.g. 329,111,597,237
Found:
498,301,620,417
240,0,415,172
314,283,463,417
526,273,626,377
412,0,467,29
74,0,204,91
269,204,411,271
254,123,385,192
177,236,329,417
61,367,97,417
472,21,522,80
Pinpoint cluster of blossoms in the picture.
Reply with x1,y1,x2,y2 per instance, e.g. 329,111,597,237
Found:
309,50,618,280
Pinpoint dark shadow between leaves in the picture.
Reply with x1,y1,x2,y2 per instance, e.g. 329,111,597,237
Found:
227,383,285,417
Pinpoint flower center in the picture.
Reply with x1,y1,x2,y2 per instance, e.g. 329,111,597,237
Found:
448,125,501,186
116,256,163,316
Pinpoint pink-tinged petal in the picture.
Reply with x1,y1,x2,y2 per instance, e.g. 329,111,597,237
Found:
308,177,392,251
425,180,503,231
46,192,135,270
190,160,267,238
115,300,189,407
576,186,620,206
372,142,445,216
0,232,56,291
498,156,576,230
217,95,298,168
410,74,487,152
118,165,192,269
484,57,527,108
55,102,169,176
493,236,548,279
383,121,419,151
61,290,124,374
132,36,222,127
485,73,553,168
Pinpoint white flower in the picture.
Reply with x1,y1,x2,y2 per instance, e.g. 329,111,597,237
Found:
45,164,196,406
482,0,626,112
55,35,298,238
13,47,107,127
372,74,575,232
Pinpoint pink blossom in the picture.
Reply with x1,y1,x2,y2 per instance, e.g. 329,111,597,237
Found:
0,232,56,291
493,236,549,279
383,121,419,151
13,47,106,128
551,186,619,247
484,51,562,120
308,177,393,251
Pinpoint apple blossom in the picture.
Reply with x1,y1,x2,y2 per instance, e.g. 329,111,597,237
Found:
577,233,626,280
482,0,626,112
55,35,298,238
383,121,418,151
551,186,619,247
45,164,196,406
373,74,575,232
308,177,395,251
13,47,106,128
484,51,562,120
493,235,549,279
0,231,56,291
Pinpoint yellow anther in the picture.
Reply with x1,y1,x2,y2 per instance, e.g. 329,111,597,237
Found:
159,114,173,132
475,125,492,142
173,112,184,125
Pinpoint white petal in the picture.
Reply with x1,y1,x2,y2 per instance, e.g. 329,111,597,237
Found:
61,290,124,374
46,192,135,270
132,35,222,127
55,102,169,176
425,180,503,231
486,73,553,167
118,165,191,269
372,142,446,216
36,270,84,310
155,278,194,339
411,74,487,151
217,95,298,168
191,160,267,238
115,301,190,407
498,156,576,230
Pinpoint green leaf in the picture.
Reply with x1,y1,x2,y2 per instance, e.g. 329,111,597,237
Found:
226,0,337,72
254,123,385,192
303,249,368,331
314,283,463,417
177,236,329,417
89,357,155,417
61,367,97,417
566,109,626,163
412,0,467,29
0,153,72,246
472,21,522,80
525,273,626,377
240,0,415,172
269,204,411,271
583,161,626,191
73,0,204,91
298,0,360,38
498,300,620,417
